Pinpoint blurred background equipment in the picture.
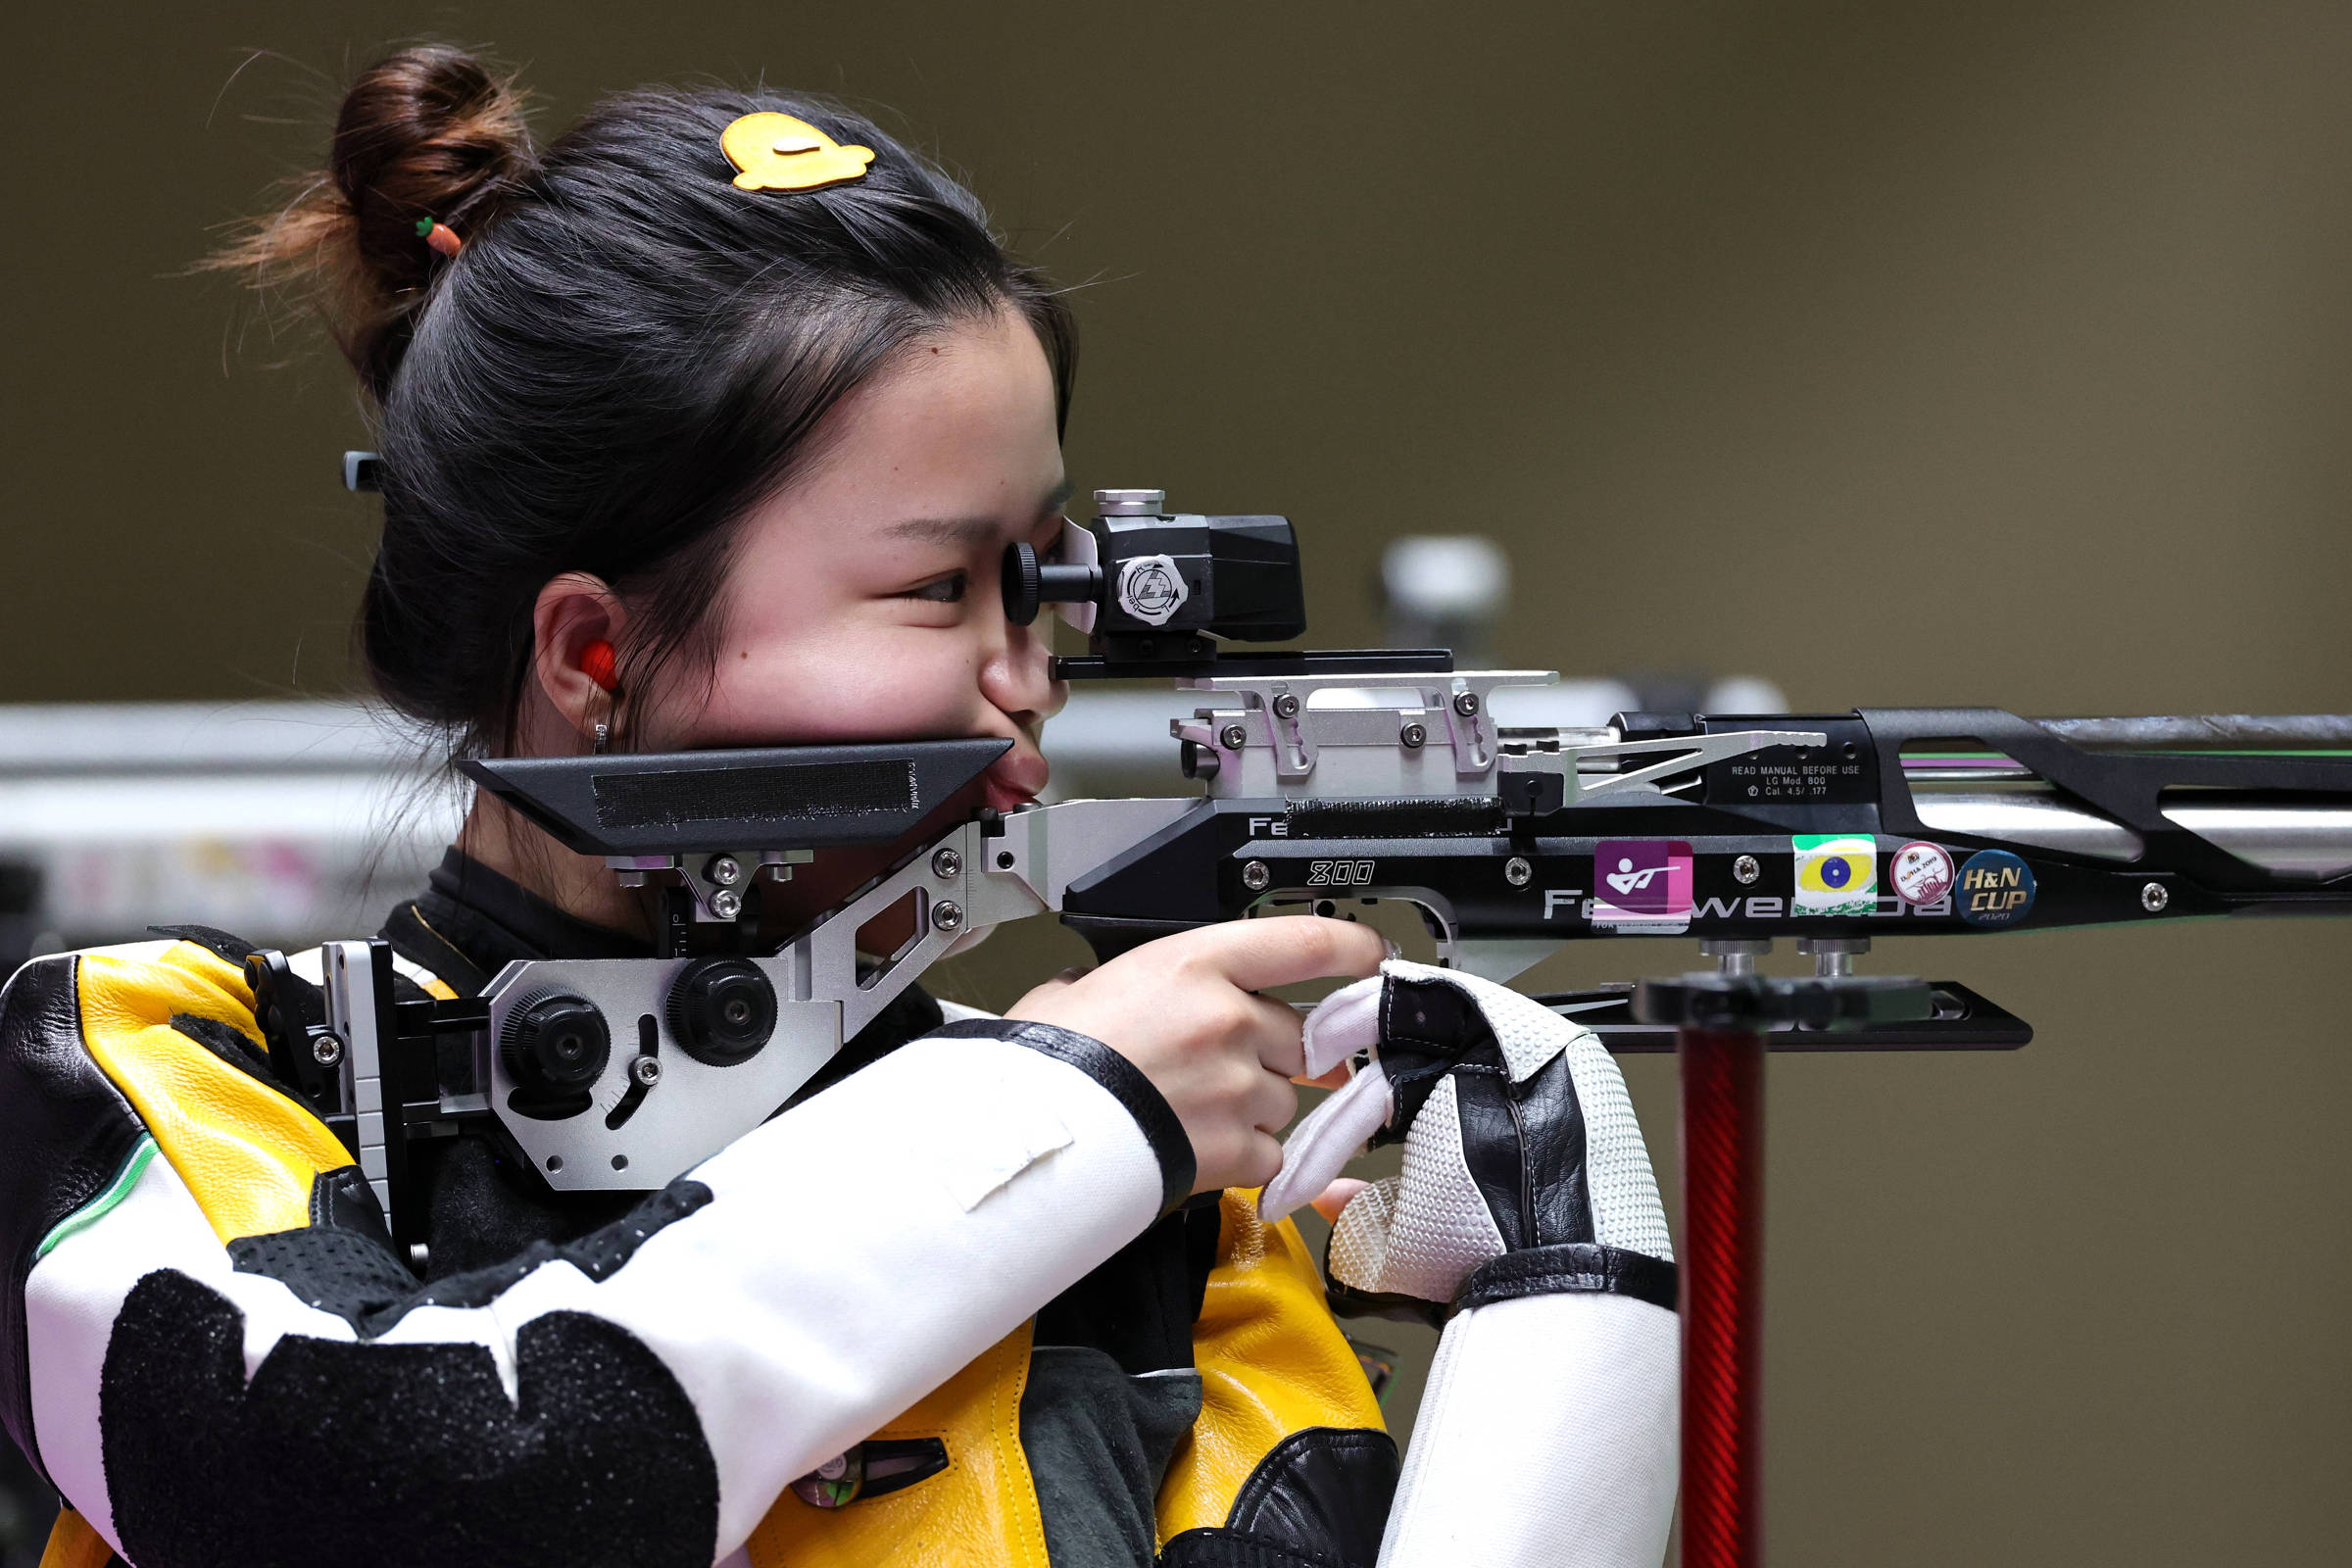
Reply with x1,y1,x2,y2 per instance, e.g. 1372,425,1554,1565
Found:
0,704,450,967
1382,533,1511,662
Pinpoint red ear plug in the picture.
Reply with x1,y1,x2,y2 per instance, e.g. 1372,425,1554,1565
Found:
580,639,620,694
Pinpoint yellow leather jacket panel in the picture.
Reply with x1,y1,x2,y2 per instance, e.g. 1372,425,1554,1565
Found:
749,1323,1052,1568
1155,1190,1387,1543
74,942,349,1243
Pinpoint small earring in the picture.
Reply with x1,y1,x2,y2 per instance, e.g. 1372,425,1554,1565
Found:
593,720,611,756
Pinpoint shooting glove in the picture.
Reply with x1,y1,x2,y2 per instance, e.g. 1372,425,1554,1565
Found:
1262,959,1680,1568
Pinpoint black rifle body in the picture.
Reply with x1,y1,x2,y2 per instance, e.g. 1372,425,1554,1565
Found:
1059,708,2352,958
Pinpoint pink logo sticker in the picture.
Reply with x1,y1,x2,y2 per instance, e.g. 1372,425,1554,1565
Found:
1592,840,1694,928
1889,841,1957,906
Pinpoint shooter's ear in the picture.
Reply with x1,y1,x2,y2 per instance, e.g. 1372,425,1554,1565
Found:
530,572,629,746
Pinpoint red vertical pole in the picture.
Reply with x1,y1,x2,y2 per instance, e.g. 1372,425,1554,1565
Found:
1679,1025,1766,1568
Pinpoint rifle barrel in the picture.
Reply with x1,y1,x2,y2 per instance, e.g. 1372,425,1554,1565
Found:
2036,714,2352,751
1911,792,2145,860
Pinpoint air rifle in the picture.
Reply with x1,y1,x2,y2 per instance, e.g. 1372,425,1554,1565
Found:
249,487,2352,1250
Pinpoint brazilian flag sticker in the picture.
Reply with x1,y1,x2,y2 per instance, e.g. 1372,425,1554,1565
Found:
1792,834,1877,916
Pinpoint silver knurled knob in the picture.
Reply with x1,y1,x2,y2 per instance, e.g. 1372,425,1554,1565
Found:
1096,488,1166,515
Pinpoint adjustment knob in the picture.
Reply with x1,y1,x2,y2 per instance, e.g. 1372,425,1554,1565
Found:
500,992,612,1093
666,957,777,1067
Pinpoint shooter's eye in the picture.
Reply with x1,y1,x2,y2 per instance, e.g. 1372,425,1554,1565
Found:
904,572,967,604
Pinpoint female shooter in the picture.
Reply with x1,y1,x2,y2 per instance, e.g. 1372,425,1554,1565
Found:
0,47,1678,1568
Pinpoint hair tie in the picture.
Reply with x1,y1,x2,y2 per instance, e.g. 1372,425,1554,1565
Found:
414,217,464,258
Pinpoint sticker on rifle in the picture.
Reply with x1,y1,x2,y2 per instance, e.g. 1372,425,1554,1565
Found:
1592,840,1693,931
1889,841,1957,907
1792,834,1877,916
1957,850,2035,927
1115,554,1188,625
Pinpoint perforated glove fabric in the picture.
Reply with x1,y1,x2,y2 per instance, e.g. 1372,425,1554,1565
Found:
1263,959,1680,1568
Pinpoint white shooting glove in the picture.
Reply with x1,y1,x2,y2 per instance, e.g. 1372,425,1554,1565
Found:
1263,959,1681,1568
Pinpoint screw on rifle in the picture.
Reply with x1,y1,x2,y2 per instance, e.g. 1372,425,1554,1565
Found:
1272,693,1301,720
1504,856,1533,888
1797,935,1869,977
1398,721,1427,749
312,1032,344,1067
1733,855,1761,885
629,1055,662,1087
996,850,1015,870
1220,723,1249,751
1451,691,1481,717
707,855,743,887
1242,859,1272,892
709,888,744,921
931,901,964,933
931,847,962,879
2141,881,2169,912
1699,938,1772,977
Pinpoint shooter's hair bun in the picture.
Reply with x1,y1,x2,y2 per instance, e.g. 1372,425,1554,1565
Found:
212,44,535,398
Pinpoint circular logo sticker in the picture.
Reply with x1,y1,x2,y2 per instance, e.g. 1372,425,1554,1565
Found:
1956,849,2035,927
1115,554,1189,626
1889,841,1956,906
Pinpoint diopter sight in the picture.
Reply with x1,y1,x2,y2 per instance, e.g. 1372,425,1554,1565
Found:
1004,488,1312,677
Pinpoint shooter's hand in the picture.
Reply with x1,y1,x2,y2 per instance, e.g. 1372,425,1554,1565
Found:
1261,958,1677,1312
1006,917,1386,1196
1263,960,1681,1568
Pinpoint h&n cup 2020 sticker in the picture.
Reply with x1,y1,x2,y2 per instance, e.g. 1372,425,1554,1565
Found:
1957,850,2035,927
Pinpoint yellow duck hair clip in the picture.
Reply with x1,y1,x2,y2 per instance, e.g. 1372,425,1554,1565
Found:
721,113,876,192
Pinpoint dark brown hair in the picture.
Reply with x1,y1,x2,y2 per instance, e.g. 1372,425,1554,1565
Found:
214,45,1075,756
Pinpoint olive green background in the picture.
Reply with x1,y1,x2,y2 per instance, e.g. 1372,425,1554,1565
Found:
7,2,2351,1561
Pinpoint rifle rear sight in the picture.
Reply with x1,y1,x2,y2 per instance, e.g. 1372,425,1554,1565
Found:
1004,487,1447,680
